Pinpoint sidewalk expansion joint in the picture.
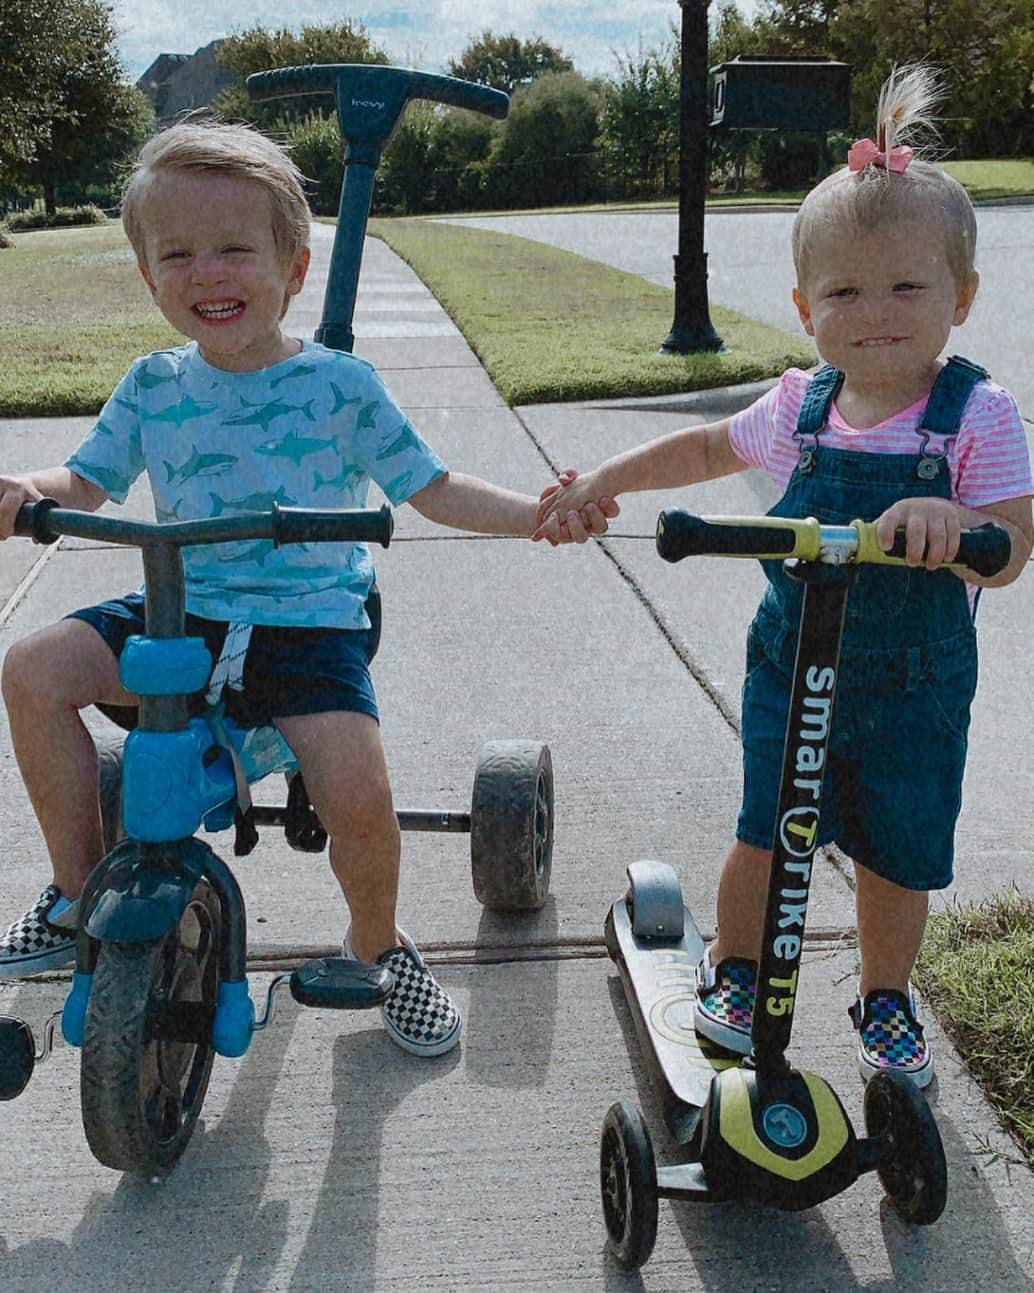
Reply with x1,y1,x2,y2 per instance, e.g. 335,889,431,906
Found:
0,539,64,627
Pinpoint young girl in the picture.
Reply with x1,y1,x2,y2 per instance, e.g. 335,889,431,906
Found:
535,65,1033,1086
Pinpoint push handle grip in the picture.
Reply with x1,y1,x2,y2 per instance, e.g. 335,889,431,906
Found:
246,65,339,99
13,498,61,544
247,63,509,119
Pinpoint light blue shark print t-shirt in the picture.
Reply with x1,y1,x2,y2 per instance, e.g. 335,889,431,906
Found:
66,341,446,628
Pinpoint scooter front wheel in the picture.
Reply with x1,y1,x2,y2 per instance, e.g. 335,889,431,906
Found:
600,1101,658,1269
80,879,221,1175
864,1069,947,1224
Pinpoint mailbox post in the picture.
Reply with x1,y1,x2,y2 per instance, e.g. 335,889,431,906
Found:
660,0,724,356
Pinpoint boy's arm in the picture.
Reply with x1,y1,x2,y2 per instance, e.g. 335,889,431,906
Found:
533,418,744,542
0,468,109,539
408,470,607,538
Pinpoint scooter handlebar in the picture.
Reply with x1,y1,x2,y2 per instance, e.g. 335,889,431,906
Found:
14,500,394,549
247,64,509,120
655,510,1012,577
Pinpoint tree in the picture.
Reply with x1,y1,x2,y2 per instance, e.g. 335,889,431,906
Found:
598,46,680,198
0,0,152,214
447,31,574,96
482,72,602,209
212,22,389,126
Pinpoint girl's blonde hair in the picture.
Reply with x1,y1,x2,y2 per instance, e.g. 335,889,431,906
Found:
121,121,311,268
792,65,977,289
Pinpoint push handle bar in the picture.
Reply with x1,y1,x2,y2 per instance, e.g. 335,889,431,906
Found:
655,511,1011,578
15,499,393,549
246,63,509,131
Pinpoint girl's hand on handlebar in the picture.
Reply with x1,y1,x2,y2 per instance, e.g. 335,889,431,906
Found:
874,497,962,570
0,477,43,541
533,469,620,544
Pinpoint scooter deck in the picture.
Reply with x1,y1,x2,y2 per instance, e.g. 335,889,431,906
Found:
606,896,740,1144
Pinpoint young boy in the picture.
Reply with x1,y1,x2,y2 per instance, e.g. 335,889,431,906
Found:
0,121,610,1056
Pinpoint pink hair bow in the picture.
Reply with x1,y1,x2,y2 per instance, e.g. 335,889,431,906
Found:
847,138,914,174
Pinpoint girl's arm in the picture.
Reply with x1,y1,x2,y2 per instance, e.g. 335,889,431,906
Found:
0,468,109,539
533,418,746,542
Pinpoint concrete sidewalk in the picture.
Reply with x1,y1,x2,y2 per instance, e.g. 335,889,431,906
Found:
0,222,1030,1291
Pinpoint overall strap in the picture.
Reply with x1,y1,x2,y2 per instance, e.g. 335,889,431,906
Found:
920,355,990,433
793,365,844,472
915,354,990,480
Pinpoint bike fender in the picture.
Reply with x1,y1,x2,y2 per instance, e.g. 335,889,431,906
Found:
85,871,198,944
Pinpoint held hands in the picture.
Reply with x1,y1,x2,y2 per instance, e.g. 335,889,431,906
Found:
874,497,963,570
532,469,620,544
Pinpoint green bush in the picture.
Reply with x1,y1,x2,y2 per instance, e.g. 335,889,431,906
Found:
6,204,109,231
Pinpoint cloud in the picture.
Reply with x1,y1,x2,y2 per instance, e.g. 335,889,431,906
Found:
113,0,694,81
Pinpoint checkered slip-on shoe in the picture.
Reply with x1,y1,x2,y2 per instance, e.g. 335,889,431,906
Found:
849,986,933,1088
344,927,461,1057
0,885,78,979
694,950,756,1055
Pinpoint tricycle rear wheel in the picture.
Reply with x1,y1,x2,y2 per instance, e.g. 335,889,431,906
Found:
81,878,221,1175
470,740,553,910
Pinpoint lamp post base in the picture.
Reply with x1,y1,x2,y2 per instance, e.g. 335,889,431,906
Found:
658,322,725,355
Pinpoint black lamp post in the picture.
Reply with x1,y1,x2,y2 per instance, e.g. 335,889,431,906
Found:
660,0,724,354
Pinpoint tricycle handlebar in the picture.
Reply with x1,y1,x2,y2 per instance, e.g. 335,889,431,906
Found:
14,500,393,550
655,510,1011,578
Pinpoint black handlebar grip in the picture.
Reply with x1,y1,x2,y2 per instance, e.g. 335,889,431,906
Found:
271,503,393,549
13,499,61,544
655,510,799,563
887,521,1012,577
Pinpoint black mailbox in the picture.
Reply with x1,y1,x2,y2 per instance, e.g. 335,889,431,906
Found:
710,56,851,131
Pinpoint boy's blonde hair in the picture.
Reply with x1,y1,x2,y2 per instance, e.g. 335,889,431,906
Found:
792,65,977,289
121,121,311,268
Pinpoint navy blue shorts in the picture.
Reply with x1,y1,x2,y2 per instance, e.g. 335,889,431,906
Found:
69,588,381,730
736,622,976,891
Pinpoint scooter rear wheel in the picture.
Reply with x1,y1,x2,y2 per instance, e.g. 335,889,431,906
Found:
600,1101,658,1269
80,878,221,1175
864,1069,947,1224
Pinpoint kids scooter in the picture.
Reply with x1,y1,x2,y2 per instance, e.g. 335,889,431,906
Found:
0,66,553,1178
600,509,1011,1268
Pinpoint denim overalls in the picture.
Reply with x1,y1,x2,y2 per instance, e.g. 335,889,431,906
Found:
736,357,989,890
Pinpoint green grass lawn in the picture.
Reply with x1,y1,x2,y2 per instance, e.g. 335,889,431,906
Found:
916,891,1034,1165
0,223,179,415
367,218,813,405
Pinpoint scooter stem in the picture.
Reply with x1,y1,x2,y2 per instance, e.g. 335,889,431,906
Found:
750,562,856,1065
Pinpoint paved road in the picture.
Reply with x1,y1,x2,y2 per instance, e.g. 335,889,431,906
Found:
445,206,1034,421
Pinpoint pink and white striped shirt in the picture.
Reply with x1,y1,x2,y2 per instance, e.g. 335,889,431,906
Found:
728,367,1033,510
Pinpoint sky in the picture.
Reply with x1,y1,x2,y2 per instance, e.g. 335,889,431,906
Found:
113,0,761,84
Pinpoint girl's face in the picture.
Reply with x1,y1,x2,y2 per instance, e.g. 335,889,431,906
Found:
137,170,310,372
793,218,977,395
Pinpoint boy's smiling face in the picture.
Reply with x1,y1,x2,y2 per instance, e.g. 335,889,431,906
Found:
137,170,310,372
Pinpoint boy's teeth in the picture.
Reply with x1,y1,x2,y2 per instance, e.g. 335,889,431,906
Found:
197,303,241,318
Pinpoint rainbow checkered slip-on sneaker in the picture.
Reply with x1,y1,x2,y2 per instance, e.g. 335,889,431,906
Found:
849,985,933,1088
694,951,756,1055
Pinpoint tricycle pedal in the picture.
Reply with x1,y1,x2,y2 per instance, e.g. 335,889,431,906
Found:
289,957,393,1010
0,1016,35,1100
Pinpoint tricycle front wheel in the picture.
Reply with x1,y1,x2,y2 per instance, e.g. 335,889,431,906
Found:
80,878,221,1175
